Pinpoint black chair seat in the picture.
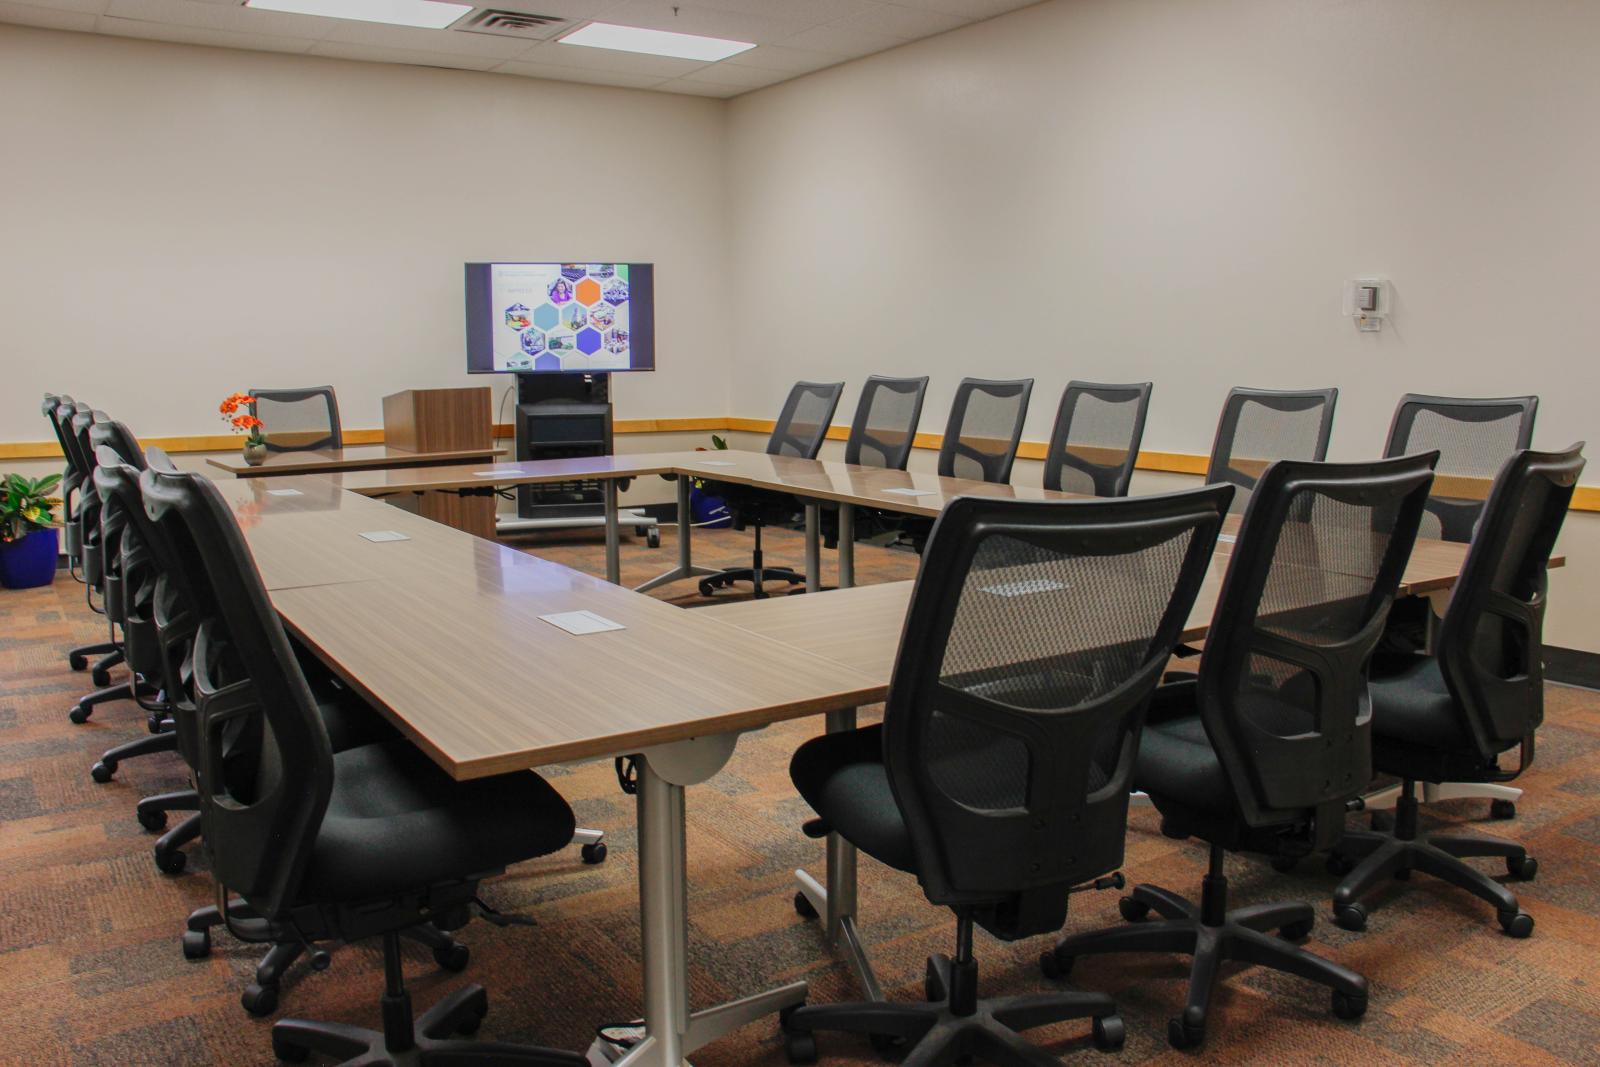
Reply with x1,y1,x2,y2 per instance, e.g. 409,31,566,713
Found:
304,739,575,901
1369,653,1473,752
317,690,399,752
789,724,915,873
1136,713,1232,818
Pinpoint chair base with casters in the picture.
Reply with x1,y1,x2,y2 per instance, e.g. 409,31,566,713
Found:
272,930,587,1065
135,789,202,874
1329,779,1535,937
1044,844,1367,1050
782,913,1123,1066
67,642,122,686
69,675,158,724
89,722,176,782
698,521,806,599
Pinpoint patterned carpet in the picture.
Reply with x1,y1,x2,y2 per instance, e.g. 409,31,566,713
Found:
2,523,1599,1066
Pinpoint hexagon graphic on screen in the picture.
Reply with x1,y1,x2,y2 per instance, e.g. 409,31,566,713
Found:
588,303,615,330
603,279,629,306
562,303,588,331
546,277,575,305
534,353,561,371
503,303,531,331
604,328,629,355
560,264,587,282
519,329,546,357
575,278,602,307
533,303,560,330
576,328,603,355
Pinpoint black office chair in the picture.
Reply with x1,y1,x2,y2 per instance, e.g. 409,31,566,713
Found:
139,463,586,1064
820,375,928,551
938,377,1033,483
698,381,844,599
1205,387,1338,512
250,386,343,452
1328,443,1585,938
1043,381,1152,497
1046,452,1437,1050
780,486,1232,1065
41,394,84,577
55,402,124,684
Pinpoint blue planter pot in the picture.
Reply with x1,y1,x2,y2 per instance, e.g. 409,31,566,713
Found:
689,486,731,529
0,527,60,589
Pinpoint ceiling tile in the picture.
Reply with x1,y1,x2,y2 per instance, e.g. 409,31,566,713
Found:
95,13,317,49
654,77,740,97
774,20,907,54
673,59,785,87
308,39,501,68
696,0,872,21
318,19,533,57
0,0,99,28
523,37,709,77
720,42,845,72
886,0,1036,18
826,2,966,38
6,0,107,14
494,58,666,87
590,0,812,45
104,0,336,39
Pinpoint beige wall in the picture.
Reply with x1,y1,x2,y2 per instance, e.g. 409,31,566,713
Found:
0,24,731,443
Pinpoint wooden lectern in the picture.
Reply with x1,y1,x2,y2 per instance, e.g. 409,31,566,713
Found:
382,387,497,539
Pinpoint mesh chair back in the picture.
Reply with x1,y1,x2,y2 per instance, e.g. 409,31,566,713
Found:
250,387,342,453
1434,444,1584,759
767,381,845,459
1383,394,1538,543
87,422,147,628
1206,387,1337,513
41,394,77,483
71,408,110,585
844,376,928,470
881,485,1232,938
140,465,333,917
938,378,1034,484
1198,453,1436,832
1044,381,1152,497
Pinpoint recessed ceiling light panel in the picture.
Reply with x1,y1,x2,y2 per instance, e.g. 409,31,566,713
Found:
557,21,755,62
244,0,472,30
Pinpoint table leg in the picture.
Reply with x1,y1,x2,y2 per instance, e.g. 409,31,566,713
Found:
635,478,718,594
608,736,808,1067
838,504,855,590
604,480,621,585
804,504,821,593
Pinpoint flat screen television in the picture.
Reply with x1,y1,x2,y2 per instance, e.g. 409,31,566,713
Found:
465,262,655,374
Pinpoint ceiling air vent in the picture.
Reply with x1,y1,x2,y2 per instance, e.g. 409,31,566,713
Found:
455,9,566,39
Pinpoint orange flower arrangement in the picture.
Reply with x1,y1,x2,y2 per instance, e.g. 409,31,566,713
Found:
219,392,267,446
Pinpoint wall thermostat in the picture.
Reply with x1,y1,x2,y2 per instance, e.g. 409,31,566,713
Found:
1344,278,1390,332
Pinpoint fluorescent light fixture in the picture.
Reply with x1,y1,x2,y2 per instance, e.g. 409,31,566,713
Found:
244,0,471,30
557,21,755,62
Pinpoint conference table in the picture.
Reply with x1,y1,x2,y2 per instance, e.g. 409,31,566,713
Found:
206,442,506,478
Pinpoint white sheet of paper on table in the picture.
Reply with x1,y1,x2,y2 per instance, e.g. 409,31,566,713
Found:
266,489,303,497
1217,534,1237,544
540,610,627,636
881,488,935,497
359,530,411,543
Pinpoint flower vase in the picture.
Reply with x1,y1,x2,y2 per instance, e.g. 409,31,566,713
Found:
242,440,269,466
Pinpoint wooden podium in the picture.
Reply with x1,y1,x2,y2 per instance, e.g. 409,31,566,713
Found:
382,387,497,539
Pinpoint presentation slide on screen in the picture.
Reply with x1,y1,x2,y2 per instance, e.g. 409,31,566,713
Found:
491,263,633,372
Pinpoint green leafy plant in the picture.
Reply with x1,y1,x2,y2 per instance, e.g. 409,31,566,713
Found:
0,473,63,542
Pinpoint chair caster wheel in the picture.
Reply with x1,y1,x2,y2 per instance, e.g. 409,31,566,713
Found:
433,941,470,972
241,982,278,1017
1270,854,1298,873
154,846,187,875
455,991,488,1036
1498,909,1534,938
698,581,717,597
182,930,211,959
1279,919,1314,942
137,807,167,833
91,668,112,688
1332,989,1367,1020
1092,1014,1126,1052
90,761,116,783
1334,902,1368,932
1507,855,1537,880
271,1032,310,1063
147,715,165,734
1166,1015,1204,1050
647,530,661,549
69,705,92,725
1490,799,1517,820
1325,853,1355,877
869,1032,905,1057
780,1004,816,1065
1039,950,1073,980
1118,895,1150,922
69,651,89,672
793,891,819,920
581,842,608,865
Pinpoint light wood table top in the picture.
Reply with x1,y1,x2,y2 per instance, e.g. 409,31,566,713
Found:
327,452,702,496
207,443,506,478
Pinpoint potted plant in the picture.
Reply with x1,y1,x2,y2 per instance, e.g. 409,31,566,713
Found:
220,392,268,465
689,434,732,528
0,472,63,589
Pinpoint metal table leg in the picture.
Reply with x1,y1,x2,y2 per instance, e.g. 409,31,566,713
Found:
607,734,809,1067
604,480,621,585
804,504,821,593
635,478,718,594
838,504,855,590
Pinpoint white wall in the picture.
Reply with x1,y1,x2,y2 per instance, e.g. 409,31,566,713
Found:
0,24,730,443
724,0,1600,458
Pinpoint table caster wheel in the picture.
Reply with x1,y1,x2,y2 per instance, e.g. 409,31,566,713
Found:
581,842,608,865
1498,909,1534,938
1332,989,1367,1020
1279,918,1314,942
182,929,211,959
1039,949,1073,980
138,807,167,833
1118,895,1150,922
1490,799,1516,820
91,760,116,783
1507,855,1537,880
647,530,661,549
69,704,92,725
154,846,187,875
793,891,818,920
433,941,470,972
1092,1014,1125,1052
1334,902,1368,932
241,982,278,1017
